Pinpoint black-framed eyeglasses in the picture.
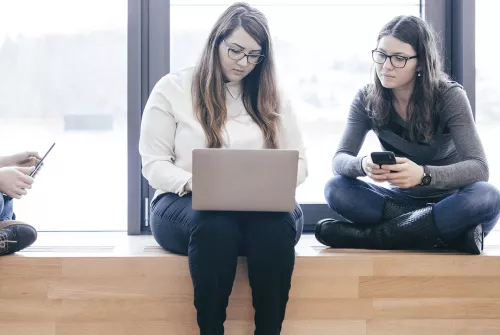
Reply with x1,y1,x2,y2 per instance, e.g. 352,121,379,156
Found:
223,39,265,64
372,49,418,68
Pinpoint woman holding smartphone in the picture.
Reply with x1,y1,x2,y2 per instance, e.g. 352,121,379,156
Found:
315,15,500,255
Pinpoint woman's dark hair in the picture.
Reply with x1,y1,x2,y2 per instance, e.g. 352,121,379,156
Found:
367,15,448,142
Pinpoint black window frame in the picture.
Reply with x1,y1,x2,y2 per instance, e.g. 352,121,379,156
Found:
128,0,475,234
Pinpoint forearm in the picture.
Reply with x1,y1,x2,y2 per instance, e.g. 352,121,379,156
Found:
332,153,366,178
330,87,371,179
428,159,489,189
142,161,193,197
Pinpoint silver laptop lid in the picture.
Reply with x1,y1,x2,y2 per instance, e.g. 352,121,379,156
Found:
192,148,298,212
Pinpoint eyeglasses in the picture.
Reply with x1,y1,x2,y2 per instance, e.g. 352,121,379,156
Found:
372,49,418,68
223,39,265,64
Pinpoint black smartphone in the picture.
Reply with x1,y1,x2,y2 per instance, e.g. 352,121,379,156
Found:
371,151,397,166
30,142,56,177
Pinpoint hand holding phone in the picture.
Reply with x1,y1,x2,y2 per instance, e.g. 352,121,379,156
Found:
362,151,395,183
383,156,426,189
0,166,35,200
1,142,55,200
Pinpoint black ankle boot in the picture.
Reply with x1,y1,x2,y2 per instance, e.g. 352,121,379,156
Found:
315,206,447,251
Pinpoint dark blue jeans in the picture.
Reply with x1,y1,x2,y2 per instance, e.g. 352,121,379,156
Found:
150,192,303,335
324,176,500,240
0,195,14,221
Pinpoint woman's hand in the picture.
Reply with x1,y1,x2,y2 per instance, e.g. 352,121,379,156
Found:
0,166,35,199
2,151,41,168
362,155,390,182
382,157,424,188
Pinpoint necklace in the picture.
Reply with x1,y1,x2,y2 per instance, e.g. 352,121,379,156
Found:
224,83,241,100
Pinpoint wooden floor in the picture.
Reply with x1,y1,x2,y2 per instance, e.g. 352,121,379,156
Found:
1,232,500,335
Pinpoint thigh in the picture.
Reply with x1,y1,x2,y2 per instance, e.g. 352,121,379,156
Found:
150,193,242,255
241,204,302,253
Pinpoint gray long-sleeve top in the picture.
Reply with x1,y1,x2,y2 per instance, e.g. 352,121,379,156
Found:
332,82,489,198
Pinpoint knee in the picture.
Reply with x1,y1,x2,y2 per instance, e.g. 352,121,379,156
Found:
482,183,500,214
323,176,357,215
464,182,500,215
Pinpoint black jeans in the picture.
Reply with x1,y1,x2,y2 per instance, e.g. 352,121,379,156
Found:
150,193,304,335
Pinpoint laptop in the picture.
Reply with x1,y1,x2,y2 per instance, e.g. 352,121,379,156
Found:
192,148,299,212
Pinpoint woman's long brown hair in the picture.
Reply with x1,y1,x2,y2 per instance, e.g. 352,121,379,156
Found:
367,15,448,143
192,2,281,148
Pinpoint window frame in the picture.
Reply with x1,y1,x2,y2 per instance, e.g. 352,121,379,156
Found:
424,0,475,118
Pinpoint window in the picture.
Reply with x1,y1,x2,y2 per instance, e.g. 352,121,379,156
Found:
170,0,421,204
476,0,500,230
0,0,127,231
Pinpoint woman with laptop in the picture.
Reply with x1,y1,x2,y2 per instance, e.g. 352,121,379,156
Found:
315,15,500,255
139,2,307,334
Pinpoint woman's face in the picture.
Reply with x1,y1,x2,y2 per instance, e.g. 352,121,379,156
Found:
374,35,419,90
218,26,263,83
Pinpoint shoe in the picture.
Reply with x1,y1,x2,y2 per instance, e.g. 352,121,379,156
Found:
380,199,483,254
448,224,483,255
315,206,447,251
315,218,370,249
0,221,38,256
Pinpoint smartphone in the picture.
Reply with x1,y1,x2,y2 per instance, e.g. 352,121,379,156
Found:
30,142,56,177
371,151,397,166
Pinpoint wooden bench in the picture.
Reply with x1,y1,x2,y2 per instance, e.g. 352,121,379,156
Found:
1,233,500,335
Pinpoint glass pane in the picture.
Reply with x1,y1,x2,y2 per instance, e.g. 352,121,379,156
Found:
0,0,127,231
476,0,500,231
170,2,421,203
